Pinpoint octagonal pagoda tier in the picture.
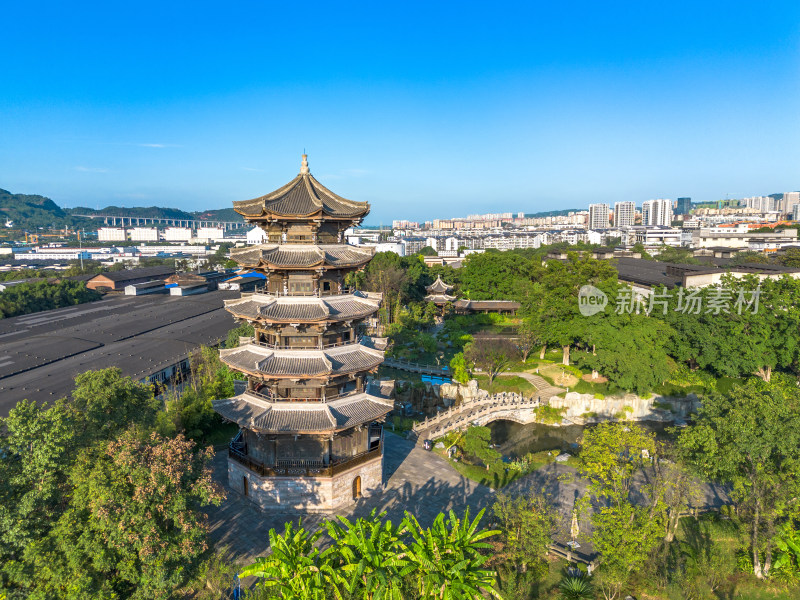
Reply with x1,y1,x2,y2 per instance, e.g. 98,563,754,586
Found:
220,337,386,380
224,291,382,326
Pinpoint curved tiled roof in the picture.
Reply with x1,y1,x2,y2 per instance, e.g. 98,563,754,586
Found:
229,244,374,270
424,293,457,305
233,156,370,220
213,392,392,433
219,339,385,378
426,275,454,294
224,292,380,323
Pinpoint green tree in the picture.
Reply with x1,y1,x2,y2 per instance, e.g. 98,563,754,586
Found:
464,338,514,385
70,367,159,443
577,309,674,394
463,426,501,470
578,423,662,599
492,490,555,578
678,378,800,578
0,400,78,589
449,352,471,385
29,432,224,600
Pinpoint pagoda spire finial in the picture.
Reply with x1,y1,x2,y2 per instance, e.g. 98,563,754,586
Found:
300,153,310,175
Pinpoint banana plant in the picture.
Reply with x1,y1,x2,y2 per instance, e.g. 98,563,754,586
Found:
323,509,413,600
403,508,502,599
773,523,800,577
238,520,328,600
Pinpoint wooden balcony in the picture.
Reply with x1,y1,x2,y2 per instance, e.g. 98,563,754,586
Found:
228,443,383,478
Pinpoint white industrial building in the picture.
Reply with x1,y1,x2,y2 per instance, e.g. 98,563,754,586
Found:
129,227,160,241
98,227,127,241
163,227,193,241
195,227,225,241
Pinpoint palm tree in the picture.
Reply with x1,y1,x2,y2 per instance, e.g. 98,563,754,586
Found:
403,507,502,599
238,521,327,600
323,509,412,600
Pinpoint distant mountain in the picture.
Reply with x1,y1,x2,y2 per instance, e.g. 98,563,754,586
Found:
191,208,244,222
67,205,196,220
0,189,82,230
0,188,246,231
67,205,244,222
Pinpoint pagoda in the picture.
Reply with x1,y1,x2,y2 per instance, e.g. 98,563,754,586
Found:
424,275,457,307
212,155,392,511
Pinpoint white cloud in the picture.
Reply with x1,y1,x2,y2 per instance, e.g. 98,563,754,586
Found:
135,143,182,148
74,166,108,173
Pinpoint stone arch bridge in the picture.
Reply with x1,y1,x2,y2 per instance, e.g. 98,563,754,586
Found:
409,373,564,443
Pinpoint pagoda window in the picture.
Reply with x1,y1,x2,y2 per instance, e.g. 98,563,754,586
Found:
286,225,313,244
282,335,317,348
288,276,314,295
267,277,282,294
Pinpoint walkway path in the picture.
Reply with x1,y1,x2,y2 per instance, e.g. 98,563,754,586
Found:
505,371,564,397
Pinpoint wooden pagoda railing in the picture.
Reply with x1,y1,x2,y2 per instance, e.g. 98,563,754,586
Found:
228,442,383,478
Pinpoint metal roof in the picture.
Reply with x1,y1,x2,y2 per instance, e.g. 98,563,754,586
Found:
0,290,238,417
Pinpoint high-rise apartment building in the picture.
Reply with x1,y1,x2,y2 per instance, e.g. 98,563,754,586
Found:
641,199,673,227
613,202,636,227
588,203,610,229
676,197,692,216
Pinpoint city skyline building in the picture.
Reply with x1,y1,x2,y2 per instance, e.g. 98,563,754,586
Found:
588,203,611,229
642,198,674,227
613,201,636,227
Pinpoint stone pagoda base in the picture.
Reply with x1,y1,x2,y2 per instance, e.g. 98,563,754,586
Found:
227,454,384,512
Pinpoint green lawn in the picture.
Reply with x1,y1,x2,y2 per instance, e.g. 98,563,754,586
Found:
474,374,537,395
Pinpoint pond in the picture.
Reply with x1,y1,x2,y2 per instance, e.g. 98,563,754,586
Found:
488,420,674,459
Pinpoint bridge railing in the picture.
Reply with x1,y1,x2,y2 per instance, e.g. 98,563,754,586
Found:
383,357,450,377
411,391,543,435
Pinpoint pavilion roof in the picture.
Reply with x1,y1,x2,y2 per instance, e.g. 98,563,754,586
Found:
224,291,380,323
212,391,393,434
233,154,370,220
426,275,454,294
219,337,386,379
424,293,457,305
229,243,374,270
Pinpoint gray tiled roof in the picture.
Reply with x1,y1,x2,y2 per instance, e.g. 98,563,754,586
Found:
426,275,454,294
233,172,370,220
425,293,457,304
230,244,373,269
212,392,392,433
224,293,380,323
219,340,384,377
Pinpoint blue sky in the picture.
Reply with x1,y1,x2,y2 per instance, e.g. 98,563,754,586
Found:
2,1,799,223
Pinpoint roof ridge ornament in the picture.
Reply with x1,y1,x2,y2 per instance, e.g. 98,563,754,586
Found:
300,153,310,175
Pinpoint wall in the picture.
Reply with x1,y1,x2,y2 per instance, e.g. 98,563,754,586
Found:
548,391,700,422
228,455,383,512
